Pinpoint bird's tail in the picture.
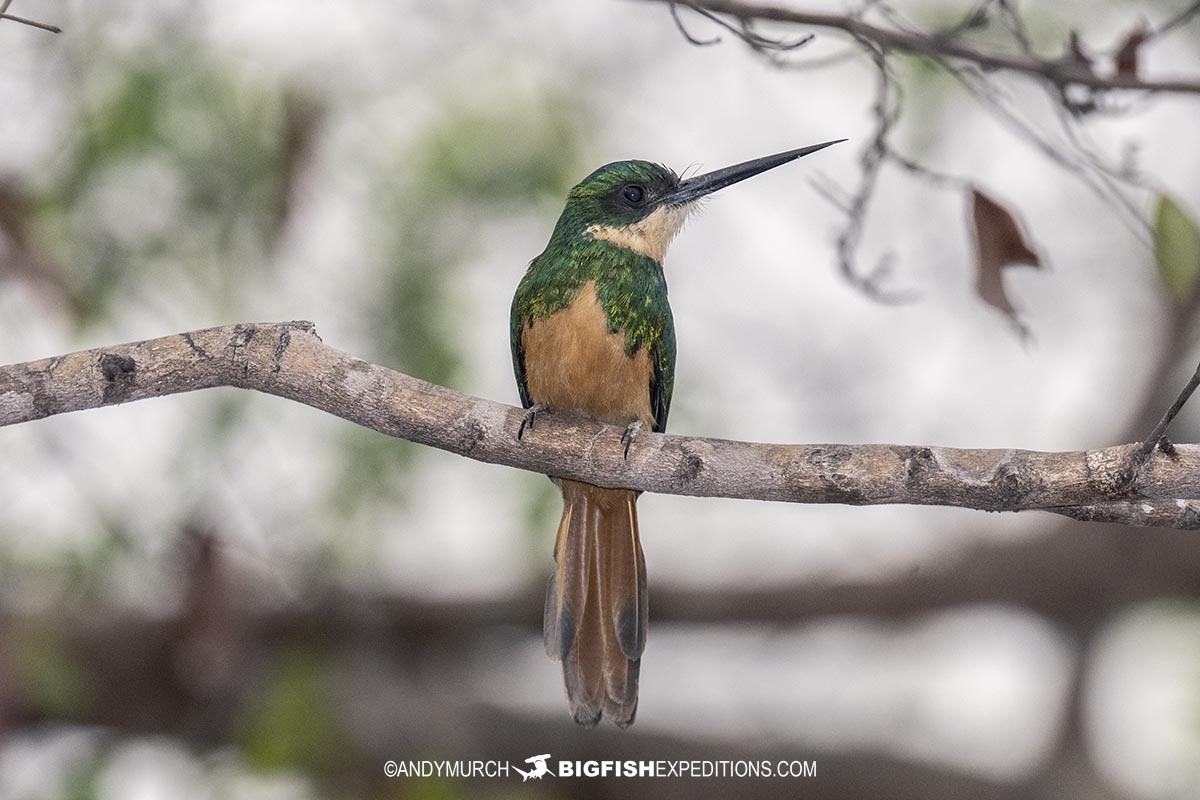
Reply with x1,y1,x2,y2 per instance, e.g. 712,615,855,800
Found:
544,478,648,728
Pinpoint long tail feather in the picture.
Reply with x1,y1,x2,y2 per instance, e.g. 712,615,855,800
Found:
544,478,648,728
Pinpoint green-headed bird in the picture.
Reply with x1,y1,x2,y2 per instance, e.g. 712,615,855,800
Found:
510,141,843,727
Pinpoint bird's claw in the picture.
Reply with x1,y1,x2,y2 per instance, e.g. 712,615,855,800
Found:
620,420,644,460
518,403,549,441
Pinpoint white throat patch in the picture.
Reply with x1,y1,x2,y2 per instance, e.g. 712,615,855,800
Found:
585,204,692,262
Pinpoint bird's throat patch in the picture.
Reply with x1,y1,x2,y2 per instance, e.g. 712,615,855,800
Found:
585,205,691,263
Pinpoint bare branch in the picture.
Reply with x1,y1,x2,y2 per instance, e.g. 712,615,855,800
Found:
0,9,60,32
671,0,814,54
1049,499,1200,529
3,321,1200,526
650,0,1200,95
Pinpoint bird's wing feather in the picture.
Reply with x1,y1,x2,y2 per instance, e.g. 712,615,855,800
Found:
510,263,535,409
649,310,676,433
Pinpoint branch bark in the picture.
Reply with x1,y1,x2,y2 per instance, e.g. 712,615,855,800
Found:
655,0,1200,95
2,321,1198,527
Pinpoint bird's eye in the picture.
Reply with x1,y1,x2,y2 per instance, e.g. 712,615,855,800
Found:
622,184,645,205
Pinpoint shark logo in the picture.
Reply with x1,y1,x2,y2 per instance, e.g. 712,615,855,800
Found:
514,753,552,781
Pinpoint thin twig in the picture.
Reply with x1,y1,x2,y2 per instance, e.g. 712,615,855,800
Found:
832,44,916,302
1125,359,1200,485
940,60,1153,244
650,0,1200,94
807,173,854,214
669,1,721,46
0,11,60,32
1155,0,1200,37
1048,101,1154,243
884,148,970,191
675,1,814,52
995,0,1035,56
931,0,996,41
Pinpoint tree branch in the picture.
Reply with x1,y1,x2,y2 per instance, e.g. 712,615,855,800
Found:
0,0,60,34
2,321,1199,526
654,0,1200,95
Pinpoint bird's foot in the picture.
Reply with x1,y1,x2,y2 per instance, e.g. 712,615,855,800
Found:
620,420,644,460
518,403,549,441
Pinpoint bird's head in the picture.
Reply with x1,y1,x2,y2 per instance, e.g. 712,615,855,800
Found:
549,140,845,263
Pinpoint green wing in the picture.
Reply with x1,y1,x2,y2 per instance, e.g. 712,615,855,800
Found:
649,309,676,434
512,245,675,428
510,275,533,410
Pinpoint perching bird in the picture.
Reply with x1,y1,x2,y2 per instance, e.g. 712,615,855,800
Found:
510,141,843,727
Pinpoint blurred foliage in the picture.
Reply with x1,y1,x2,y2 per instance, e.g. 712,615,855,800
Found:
0,521,136,612
10,624,91,718
1154,193,1200,303
417,104,581,204
240,645,349,777
403,776,466,800
892,54,957,156
60,761,103,800
27,41,293,326
337,94,585,507
329,425,413,515
520,475,562,553
369,96,582,385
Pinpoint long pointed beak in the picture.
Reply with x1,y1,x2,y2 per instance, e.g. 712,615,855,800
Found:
663,139,846,207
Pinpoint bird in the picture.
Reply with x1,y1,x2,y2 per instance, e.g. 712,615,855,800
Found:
510,140,843,727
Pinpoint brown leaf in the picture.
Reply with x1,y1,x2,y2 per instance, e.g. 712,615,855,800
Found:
970,188,1043,335
1114,21,1149,79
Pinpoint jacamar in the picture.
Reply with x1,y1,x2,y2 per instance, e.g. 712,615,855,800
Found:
510,141,843,727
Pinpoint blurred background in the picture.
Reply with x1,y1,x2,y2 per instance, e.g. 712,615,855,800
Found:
1,0,1200,797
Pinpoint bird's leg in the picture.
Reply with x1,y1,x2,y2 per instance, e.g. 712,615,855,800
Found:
518,402,550,440
620,420,644,460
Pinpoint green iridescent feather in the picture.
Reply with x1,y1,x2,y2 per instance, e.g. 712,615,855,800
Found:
510,240,675,433
511,160,680,433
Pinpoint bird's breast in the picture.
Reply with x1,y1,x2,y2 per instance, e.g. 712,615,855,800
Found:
521,280,654,427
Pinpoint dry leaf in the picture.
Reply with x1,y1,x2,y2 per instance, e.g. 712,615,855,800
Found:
1114,21,1149,78
971,188,1043,336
